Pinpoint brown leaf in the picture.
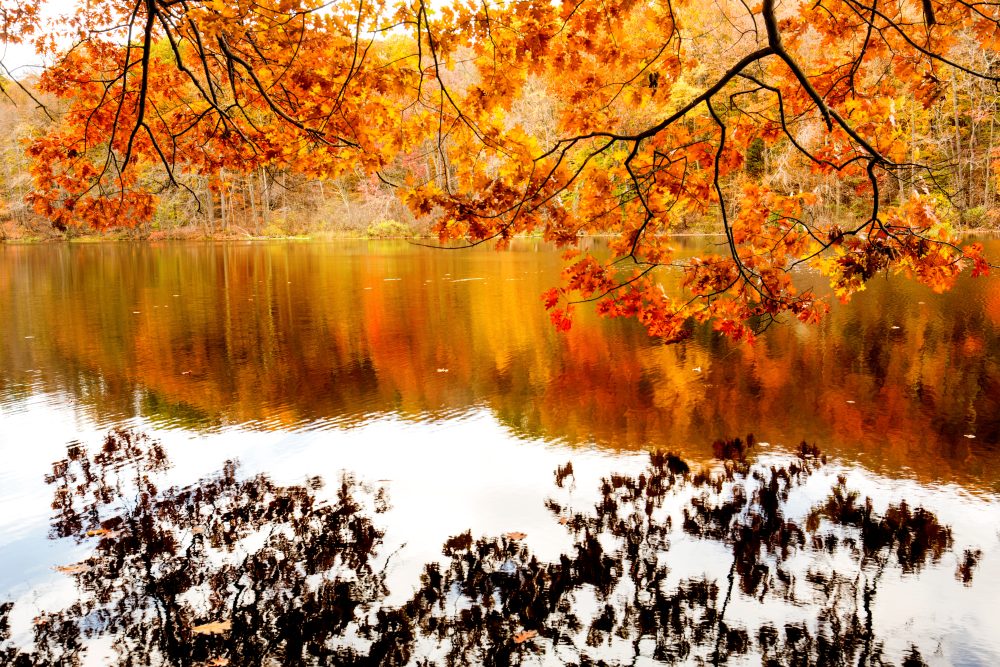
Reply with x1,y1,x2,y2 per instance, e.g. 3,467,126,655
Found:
192,620,232,635
513,630,538,644
55,563,90,574
504,531,527,540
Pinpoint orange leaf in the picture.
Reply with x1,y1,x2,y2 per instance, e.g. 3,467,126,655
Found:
513,630,538,644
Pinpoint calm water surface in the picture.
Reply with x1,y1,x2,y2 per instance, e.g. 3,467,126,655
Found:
0,239,998,665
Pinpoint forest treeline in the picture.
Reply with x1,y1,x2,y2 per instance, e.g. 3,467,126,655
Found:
1,11,999,241
0,80,421,240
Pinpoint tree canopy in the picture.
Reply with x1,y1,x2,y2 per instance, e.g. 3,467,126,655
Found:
2,0,998,340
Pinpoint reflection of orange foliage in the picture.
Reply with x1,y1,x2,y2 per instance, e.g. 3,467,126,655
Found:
961,334,985,356
984,290,1000,328
1,240,998,491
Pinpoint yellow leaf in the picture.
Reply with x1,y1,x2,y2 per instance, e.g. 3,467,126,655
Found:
85,528,118,538
192,620,232,635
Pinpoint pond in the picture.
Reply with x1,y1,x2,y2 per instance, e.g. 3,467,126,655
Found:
0,238,998,665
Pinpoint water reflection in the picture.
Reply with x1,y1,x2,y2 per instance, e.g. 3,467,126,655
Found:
0,430,985,665
0,240,997,489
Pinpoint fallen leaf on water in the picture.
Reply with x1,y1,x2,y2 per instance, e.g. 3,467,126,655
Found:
964,434,976,439
558,517,568,525
513,630,537,644
192,620,232,635
55,563,89,574
845,400,856,404
85,528,116,537
504,532,527,540
436,368,449,373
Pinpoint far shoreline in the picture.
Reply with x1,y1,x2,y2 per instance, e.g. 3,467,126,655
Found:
3,228,999,245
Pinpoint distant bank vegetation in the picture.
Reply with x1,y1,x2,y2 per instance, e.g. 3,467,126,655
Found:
1,66,999,243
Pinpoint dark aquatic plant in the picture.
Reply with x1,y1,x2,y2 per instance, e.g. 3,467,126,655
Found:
0,430,979,665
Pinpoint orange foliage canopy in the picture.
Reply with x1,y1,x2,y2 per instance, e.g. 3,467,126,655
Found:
11,0,1000,340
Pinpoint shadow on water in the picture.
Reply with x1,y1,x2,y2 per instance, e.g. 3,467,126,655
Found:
0,430,982,666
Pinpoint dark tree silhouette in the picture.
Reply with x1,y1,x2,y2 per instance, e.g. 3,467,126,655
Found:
0,430,979,665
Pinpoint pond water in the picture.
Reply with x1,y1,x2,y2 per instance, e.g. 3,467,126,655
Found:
0,238,998,665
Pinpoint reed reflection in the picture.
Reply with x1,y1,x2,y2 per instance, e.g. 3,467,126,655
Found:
0,430,982,665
